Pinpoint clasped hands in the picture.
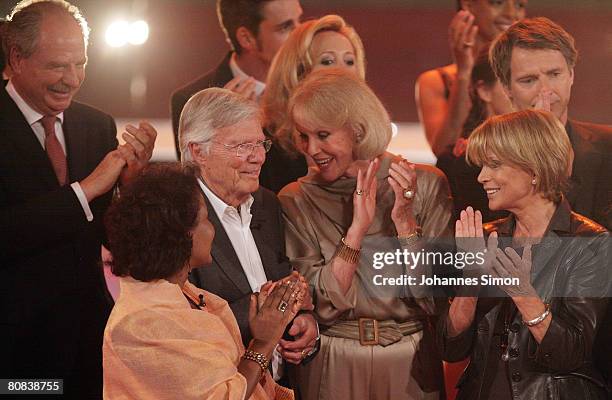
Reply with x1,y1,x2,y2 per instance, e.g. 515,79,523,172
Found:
249,272,317,364
81,121,157,202
456,207,537,298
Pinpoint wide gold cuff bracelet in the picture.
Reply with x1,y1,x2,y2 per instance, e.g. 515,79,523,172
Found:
335,237,361,264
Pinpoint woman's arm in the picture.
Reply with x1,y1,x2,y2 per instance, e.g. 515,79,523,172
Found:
415,11,478,157
333,160,380,294
416,68,472,157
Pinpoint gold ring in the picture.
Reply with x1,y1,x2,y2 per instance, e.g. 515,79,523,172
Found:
463,41,475,47
355,189,364,196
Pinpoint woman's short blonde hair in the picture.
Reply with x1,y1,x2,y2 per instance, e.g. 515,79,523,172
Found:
466,109,572,203
287,68,391,161
262,14,365,152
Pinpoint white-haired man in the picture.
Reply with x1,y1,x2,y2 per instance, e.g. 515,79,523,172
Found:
179,87,319,386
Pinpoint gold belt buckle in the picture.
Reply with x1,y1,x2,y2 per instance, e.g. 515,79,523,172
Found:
358,318,379,345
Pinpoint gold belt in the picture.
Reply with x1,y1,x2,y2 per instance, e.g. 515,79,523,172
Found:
321,318,424,347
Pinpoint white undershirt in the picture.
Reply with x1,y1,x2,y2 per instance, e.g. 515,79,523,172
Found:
5,81,94,222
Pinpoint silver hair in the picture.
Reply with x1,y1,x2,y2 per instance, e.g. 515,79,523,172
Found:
179,87,261,163
3,0,89,59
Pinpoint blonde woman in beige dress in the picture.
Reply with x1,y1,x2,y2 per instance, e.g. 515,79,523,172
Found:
278,70,454,400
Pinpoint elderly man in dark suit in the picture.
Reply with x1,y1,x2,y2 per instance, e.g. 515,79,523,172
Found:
0,1,155,398
179,87,319,386
490,17,612,230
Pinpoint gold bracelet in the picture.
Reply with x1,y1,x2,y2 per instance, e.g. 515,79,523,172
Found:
398,227,422,248
243,349,269,373
335,237,361,264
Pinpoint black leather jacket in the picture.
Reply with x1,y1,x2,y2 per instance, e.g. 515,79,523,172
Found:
438,200,610,400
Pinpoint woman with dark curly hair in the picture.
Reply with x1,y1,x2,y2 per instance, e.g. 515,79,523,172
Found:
102,164,305,400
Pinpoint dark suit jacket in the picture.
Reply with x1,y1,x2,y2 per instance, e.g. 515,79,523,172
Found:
171,52,233,159
0,83,116,397
189,185,293,347
566,120,612,230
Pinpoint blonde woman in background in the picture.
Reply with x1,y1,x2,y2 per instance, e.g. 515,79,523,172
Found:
259,14,365,193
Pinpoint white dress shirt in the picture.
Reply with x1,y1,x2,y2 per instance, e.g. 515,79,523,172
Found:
199,179,268,291
199,179,286,378
5,81,94,221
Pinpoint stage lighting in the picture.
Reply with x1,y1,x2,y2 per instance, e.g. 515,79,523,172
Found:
105,20,130,48
105,20,149,47
128,20,149,45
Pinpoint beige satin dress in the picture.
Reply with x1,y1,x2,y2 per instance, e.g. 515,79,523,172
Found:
279,152,454,400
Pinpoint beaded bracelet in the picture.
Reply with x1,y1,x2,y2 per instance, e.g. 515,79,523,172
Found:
243,349,270,373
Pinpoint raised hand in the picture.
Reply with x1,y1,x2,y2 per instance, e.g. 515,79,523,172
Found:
119,121,157,185
224,76,257,101
533,90,553,113
388,158,418,236
80,149,127,202
449,10,479,77
492,245,537,297
455,207,498,279
348,158,380,244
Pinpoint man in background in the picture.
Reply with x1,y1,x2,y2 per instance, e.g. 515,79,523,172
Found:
171,0,303,159
490,17,612,230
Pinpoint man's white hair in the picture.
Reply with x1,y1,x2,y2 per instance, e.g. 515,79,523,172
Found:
179,87,261,163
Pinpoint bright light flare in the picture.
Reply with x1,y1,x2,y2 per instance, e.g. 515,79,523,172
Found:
105,20,149,47
105,20,130,48
128,20,149,45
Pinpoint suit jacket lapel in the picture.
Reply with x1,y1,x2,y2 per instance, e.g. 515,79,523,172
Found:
0,85,58,188
63,106,89,182
200,189,252,295
250,190,285,282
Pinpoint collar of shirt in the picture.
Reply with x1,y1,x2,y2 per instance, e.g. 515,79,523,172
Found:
198,178,254,225
6,80,65,126
229,52,266,100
